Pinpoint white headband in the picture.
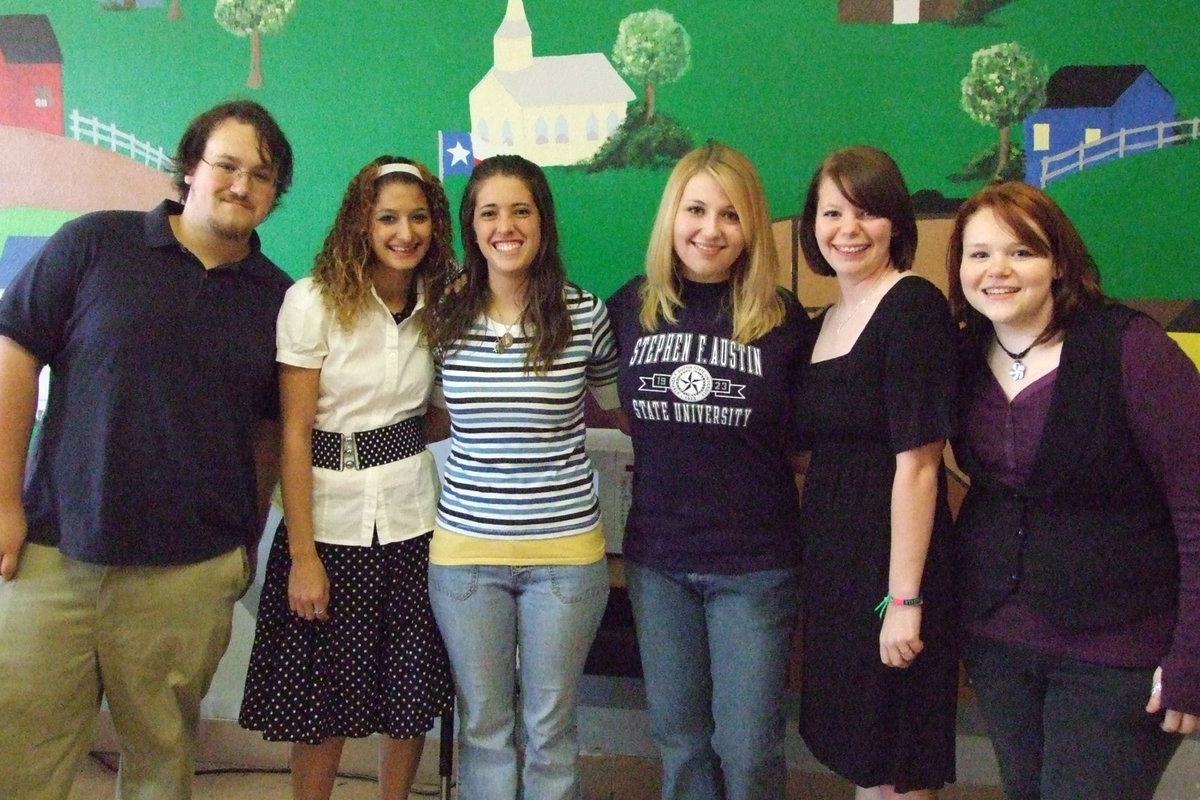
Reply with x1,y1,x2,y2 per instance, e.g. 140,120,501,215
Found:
376,163,424,181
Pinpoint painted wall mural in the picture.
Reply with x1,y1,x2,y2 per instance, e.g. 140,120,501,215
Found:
0,14,63,136
468,0,633,167
1,1,1198,360
214,0,296,89
1025,65,1182,187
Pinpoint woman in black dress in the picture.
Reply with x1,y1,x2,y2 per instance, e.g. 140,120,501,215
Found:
794,146,958,799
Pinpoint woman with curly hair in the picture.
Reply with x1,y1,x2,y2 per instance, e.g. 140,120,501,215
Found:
239,156,455,800
423,154,625,800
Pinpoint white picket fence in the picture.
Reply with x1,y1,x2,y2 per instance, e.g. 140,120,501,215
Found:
67,109,172,172
1038,117,1199,187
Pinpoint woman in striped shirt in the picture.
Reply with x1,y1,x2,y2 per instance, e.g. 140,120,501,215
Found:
424,154,626,800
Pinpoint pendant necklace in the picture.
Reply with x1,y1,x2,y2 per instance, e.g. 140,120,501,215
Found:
994,332,1035,381
491,317,519,353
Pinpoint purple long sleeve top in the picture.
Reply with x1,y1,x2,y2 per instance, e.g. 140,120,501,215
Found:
963,315,1200,715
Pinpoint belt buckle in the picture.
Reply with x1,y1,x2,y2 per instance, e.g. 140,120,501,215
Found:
340,432,359,470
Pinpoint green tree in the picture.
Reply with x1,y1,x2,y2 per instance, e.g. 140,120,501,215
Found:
611,9,691,122
214,0,296,89
960,42,1048,179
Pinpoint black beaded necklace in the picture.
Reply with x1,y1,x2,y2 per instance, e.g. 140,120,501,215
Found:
994,332,1035,381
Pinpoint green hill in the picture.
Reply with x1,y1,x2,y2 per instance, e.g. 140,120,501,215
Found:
1049,142,1200,300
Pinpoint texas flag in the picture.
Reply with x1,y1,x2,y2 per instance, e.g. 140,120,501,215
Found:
438,131,475,179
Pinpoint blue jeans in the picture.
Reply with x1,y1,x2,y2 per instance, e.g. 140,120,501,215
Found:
963,635,1183,800
428,561,609,800
625,561,801,800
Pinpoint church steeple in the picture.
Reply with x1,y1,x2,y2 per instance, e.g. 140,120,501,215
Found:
493,0,533,72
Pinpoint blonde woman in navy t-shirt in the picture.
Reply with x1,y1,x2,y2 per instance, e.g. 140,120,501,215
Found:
606,142,815,800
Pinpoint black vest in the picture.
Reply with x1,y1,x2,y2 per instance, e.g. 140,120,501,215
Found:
954,304,1178,631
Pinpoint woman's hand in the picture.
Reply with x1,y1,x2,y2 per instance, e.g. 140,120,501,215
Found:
422,405,451,443
1146,666,1200,734
0,503,26,581
879,604,924,668
288,552,330,622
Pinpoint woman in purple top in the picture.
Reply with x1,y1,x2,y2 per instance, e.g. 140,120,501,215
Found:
948,181,1200,800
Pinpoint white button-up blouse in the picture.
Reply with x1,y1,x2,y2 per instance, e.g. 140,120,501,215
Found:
276,277,439,546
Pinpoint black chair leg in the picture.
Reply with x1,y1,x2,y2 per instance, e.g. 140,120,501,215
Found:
439,699,454,800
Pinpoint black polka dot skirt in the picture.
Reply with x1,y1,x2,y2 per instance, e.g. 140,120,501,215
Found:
239,522,453,744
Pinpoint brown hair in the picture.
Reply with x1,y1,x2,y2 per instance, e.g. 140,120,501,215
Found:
425,154,571,375
799,146,917,276
312,156,455,331
946,181,1103,351
172,99,293,209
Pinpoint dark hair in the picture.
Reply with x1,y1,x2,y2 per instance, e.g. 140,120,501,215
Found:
426,154,571,374
171,100,294,209
798,146,918,276
946,180,1104,352
312,156,456,330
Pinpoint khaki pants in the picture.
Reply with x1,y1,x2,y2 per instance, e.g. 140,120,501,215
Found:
0,543,249,800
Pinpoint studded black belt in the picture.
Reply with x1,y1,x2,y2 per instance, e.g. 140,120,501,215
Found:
311,416,425,471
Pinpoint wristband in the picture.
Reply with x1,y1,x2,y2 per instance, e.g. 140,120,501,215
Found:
874,593,923,619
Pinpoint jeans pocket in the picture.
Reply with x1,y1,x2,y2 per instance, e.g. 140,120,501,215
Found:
428,564,480,601
549,562,610,605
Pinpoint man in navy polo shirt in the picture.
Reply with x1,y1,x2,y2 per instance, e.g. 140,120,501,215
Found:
0,100,294,800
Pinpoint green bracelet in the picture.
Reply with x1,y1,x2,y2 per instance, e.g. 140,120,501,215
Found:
874,593,923,619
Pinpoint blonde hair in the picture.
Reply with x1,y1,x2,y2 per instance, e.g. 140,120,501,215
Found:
639,142,785,344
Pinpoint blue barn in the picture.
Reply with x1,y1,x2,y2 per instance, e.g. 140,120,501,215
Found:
1025,65,1175,186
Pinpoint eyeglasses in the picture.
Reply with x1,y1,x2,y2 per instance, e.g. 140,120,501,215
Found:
199,157,277,189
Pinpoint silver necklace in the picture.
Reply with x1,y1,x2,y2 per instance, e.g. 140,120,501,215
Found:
835,295,870,334
834,273,888,334
491,317,519,353
994,332,1035,381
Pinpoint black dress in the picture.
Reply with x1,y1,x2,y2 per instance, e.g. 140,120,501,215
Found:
796,276,958,792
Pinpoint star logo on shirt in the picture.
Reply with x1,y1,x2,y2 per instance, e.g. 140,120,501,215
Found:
669,364,713,403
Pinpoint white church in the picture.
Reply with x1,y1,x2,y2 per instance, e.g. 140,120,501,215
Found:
468,0,635,166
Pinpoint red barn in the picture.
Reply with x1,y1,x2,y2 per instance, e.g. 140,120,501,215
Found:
0,14,64,136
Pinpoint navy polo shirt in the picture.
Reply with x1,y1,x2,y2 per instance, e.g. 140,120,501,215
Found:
0,200,292,566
